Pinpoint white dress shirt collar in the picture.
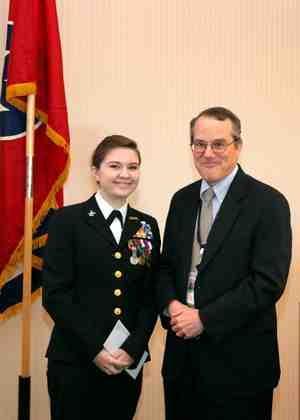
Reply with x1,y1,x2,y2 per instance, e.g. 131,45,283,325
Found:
94,191,127,224
200,165,238,205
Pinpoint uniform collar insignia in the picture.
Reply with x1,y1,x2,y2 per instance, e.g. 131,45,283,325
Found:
88,210,96,217
129,216,139,221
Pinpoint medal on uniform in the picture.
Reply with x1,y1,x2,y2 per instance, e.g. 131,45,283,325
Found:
128,222,154,266
139,255,146,266
128,240,139,265
130,247,139,265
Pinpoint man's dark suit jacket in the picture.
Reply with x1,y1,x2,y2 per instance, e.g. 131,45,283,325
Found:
43,195,160,366
157,167,291,395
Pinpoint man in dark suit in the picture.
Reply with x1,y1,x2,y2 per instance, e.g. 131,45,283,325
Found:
156,107,292,420
43,135,160,420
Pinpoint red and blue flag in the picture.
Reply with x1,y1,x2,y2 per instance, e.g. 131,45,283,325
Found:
0,0,70,319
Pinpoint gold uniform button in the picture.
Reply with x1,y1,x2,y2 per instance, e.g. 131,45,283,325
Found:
114,289,122,297
114,307,122,316
114,270,122,279
114,252,122,259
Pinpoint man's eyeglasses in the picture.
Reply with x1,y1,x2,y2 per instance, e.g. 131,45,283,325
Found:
191,139,239,154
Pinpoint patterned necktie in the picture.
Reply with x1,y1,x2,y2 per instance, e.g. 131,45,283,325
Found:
199,187,215,245
107,210,123,228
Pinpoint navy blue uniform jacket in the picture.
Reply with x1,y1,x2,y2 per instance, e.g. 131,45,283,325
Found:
43,195,161,366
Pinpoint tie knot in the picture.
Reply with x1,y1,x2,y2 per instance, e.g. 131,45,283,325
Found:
107,210,123,227
201,187,215,204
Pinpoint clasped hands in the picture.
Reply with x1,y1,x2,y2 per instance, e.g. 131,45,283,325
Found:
94,348,134,376
168,300,204,339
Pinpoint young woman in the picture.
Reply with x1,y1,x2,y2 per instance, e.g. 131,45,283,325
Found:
43,135,161,420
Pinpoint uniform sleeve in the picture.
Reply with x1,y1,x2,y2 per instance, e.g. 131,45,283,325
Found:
42,210,105,361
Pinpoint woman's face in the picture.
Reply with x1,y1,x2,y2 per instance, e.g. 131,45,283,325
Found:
93,147,140,203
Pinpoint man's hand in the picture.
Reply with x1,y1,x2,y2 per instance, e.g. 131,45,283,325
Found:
168,299,188,317
93,349,129,375
169,302,204,339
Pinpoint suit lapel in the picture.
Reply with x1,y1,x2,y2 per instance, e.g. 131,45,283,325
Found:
83,195,117,246
119,206,143,248
180,182,202,285
198,168,249,273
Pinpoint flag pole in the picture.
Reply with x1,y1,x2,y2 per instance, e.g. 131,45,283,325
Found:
18,93,36,420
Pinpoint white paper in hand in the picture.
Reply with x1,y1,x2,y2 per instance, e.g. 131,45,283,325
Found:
103,320,148,380
125,350,148,379
103,320,130,353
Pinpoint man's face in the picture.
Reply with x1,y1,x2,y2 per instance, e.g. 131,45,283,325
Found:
93,147,140,203
191,116,242,183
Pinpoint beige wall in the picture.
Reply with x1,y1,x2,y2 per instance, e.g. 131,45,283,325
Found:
1,1,299,419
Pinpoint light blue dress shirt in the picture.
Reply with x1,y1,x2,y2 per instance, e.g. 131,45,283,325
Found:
200,165,239,222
